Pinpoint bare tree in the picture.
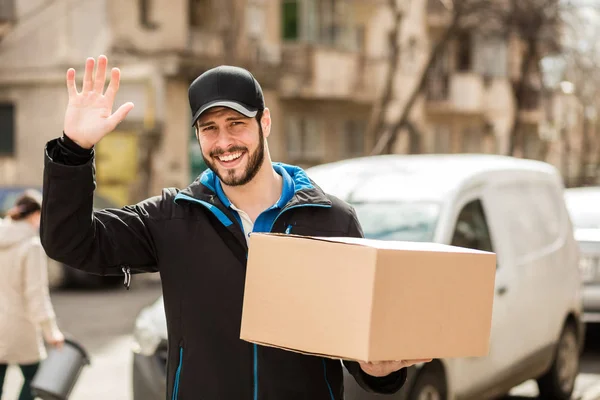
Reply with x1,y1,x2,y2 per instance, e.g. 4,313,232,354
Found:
564,20,600,185
503,0,563,156
364,0,406,150
370,0,503,155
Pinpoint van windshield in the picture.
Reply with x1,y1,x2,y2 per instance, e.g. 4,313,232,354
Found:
350,202,441,242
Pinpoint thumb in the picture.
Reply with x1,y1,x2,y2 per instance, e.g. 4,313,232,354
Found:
108,102,134,129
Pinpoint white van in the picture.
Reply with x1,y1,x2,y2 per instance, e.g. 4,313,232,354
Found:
306,154,584,400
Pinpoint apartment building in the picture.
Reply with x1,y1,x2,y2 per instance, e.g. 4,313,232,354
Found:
0,0,283,205
0,0,546,206
386,0,546,158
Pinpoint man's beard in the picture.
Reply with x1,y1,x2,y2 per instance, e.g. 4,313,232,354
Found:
202,128,265,187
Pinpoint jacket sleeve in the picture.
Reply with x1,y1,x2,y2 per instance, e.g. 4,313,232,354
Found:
40,135,159,276
341,206,408,394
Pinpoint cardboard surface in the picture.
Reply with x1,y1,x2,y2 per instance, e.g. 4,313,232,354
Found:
240,233,496,362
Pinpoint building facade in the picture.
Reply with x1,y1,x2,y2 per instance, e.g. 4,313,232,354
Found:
0,0,547,206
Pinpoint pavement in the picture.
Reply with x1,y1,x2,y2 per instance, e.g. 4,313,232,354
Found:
2,275,600,400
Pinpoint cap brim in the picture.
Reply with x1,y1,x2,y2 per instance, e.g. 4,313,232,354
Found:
191,100,258,126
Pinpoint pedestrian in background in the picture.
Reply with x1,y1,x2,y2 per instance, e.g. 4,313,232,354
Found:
0,190,65,400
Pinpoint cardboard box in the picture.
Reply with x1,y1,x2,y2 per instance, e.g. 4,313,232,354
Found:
240,233,496,362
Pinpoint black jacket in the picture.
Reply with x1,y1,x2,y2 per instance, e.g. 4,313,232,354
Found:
40,135,407,400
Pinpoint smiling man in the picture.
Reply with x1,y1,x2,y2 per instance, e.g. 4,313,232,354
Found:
40,57,429,400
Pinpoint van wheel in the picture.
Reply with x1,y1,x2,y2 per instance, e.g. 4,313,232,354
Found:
536,323,579,400
409,366,447,400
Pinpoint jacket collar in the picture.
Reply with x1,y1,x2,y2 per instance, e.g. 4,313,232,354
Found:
176,163,332,210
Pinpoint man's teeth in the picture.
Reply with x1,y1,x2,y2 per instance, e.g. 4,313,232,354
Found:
219,152,242,162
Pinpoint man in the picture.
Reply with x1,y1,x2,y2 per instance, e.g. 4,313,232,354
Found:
40,56,429,399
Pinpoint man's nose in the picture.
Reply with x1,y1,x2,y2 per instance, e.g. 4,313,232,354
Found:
214,128,235,149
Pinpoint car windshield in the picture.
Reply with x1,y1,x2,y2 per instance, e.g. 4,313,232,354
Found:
350,201,441,242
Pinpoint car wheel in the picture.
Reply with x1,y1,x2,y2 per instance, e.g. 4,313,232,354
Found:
409,365,447,400
536,323,579,400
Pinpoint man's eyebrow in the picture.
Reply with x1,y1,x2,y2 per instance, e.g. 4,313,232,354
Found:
198,116,247,128
198,120,215,128
226,116,248,121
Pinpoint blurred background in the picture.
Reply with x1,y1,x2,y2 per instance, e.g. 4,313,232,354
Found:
1,0,600,399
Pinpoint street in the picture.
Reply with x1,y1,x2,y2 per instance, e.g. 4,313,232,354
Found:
3,277,600,400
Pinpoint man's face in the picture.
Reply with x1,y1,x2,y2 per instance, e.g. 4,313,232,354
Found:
196,107,265,187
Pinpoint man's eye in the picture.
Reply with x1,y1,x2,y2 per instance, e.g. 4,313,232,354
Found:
203,126,215,131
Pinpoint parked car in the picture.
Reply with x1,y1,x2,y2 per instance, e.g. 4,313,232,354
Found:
564,186,600,324
0,185,123,288
131,154,584,400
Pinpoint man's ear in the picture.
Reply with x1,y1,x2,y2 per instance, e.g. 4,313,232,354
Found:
261,108,272,138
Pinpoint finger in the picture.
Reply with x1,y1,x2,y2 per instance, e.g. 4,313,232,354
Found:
82,57,95,93
93,55,108,93
104,67,121,102
66,68,78,97
108,102,134,128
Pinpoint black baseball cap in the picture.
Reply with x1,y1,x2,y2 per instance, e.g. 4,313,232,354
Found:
189,65,265,127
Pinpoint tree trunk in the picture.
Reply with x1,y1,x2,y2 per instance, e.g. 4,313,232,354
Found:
506,40,537,156
406,120,422,154
364,0,404,151
577,115,591,186
562,127,571,187
370,18,459,155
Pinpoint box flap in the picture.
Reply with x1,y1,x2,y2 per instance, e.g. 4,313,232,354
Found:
250,232,494,255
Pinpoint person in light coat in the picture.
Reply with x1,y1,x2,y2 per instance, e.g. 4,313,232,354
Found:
0,190,64,400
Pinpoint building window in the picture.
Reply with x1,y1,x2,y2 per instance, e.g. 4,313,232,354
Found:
474,35,508,78
461,126,481,153
0,103,14,156
285,116,324,161
282,0,359,50
282,0,300,40
343,120,365,158
456,32,472,72
139,0,159,29
433,124,451,153
189,0,211,28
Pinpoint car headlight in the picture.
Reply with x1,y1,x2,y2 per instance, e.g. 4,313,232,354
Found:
579,256,598,283
132,308,162,356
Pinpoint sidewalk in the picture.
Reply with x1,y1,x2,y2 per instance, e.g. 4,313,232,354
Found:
582,382,600,400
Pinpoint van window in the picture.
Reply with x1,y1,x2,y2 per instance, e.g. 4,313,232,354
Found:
351,202,440,242
451,200,494,253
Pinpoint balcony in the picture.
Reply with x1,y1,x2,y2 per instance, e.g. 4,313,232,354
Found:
279,43,378,101
0,0,16,40
426,72,485,115
187,29,224,62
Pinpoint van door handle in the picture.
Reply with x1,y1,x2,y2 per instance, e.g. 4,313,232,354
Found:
496,286,508,296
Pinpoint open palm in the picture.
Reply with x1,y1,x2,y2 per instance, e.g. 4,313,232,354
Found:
63,55,134,149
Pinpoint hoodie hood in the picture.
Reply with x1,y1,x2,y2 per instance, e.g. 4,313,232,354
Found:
0,218,37,249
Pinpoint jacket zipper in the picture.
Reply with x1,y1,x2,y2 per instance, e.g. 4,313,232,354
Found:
172,346,183,400
248,203,331,399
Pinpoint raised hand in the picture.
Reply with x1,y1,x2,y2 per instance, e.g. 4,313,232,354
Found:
63,55,134,149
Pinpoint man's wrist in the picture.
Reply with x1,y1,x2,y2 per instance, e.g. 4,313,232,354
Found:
61,132,94,155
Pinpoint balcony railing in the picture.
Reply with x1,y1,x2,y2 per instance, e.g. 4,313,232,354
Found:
280,43,379,100
426,72,485,115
